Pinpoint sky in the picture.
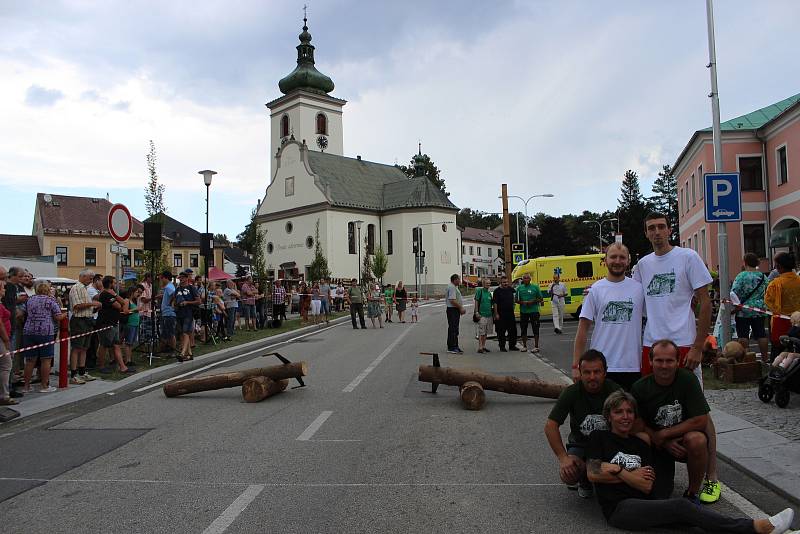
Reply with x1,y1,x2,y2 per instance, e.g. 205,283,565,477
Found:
2,0,800,242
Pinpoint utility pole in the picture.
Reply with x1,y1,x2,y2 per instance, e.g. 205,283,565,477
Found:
706,0,730,344
501,184,511,277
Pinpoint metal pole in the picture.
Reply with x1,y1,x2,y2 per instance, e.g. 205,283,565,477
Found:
357,226,362,287
523,203,529,260
706,0,730,344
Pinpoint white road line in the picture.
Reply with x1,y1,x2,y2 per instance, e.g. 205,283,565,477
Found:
296,410,333,441
133,322,342,393
201,484,265,534
0,477,563,487
720,482,768,519
342,326,414,392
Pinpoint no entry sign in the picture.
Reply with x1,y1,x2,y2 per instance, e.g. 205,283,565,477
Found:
107,203,132,243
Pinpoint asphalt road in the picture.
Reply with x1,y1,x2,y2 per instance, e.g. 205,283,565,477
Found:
0,304,796,533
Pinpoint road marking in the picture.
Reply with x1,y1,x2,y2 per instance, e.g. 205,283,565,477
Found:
133,322,343,393
296,410,333,441
342,326,414,392
0,477,563,487
201,484,265,534
719,481,768,519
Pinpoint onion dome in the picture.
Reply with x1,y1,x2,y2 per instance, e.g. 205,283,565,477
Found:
278,16,335,95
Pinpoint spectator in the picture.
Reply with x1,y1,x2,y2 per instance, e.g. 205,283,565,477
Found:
20,270,35,297
96,276,133,374
310,281,322,325
158,270,177,354
223,279,240,339
367,283,384,328
731,253,769,362
446,274,465,354
335,283,344,312
240,275,257,331
550,273,567,335
122,284,143,368
394,281,408,323
0,266,24,398
765,252,800,360
493,276,518,352
22,279,67,391
384,283,395,323
0,279,15,405
319,278,331,324
771,311,800,373
345,278,366,329
516,273,544,353
474,277,494,353
174,272,200,361
194,275,207,342
139,272,153,344
211,284,228,340
272,280,286,326
410,296,419,323
254,280,266,328
68,269,100,385
299,281,310,325
85,273,103,369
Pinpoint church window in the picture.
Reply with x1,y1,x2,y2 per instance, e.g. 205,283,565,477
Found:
285,221,293,234
306,236,314,249
348,222,356,254
316,113,328,135
367,224,375,255
281,115,290,138
267,242,274,254
285,177,294,197
387,230,393,255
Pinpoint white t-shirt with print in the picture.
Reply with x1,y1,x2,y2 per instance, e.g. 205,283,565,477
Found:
633,246,713,347
579,277,644,373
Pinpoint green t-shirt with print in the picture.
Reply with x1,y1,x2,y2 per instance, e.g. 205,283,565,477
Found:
384,288,394,305
474,287,493,317
548,379,622,445
515,283,543,313
631,368,710,429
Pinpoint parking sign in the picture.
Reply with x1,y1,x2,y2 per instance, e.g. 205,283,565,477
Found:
704,173,741,222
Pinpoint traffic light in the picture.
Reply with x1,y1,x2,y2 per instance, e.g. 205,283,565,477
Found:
412,227,422,254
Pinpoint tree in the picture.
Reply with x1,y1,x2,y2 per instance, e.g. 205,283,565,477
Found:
361,236,373,285
251,225,267,282
649,164,680,244
141,140,170,274
456,208,502,230
236,207,258,255
617,170,653,263
372,246,388,284
308,220,331,282
398,152,447,194
213,233,229,246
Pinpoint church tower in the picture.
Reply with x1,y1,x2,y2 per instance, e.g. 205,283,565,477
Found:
266,14,346,179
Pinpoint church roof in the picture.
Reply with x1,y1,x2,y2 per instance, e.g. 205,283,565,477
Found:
278,17,335,96
306,151,458,213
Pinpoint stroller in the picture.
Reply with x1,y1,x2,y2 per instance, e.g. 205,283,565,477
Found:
758,335,800,408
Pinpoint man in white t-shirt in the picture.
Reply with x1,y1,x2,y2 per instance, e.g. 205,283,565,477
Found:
573,242,644,391
634,212,720,504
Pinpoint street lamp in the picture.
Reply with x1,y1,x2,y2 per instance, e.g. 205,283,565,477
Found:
583,218,618,252
413,221,453,297
352,220,364,286
199,170,216,343
501,193,554,259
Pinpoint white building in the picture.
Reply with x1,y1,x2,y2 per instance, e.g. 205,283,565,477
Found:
461,227,503,284
255,17,460,294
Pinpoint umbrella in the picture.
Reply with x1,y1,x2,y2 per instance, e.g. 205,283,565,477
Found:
208,267,233,281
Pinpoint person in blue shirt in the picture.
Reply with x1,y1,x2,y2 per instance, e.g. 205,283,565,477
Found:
158,270,176,354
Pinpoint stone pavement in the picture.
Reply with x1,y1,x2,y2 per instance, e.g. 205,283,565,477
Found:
705,387,800,442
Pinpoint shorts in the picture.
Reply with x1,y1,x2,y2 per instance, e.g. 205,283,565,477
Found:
21,334,55,360
69,316,94,350
566,444,586,460
124,324,139,345
242,304,257,320
605,372,641,391
641,345,703,390
310,300,321,315
477,315,493,336
98,327,121,348
519,312,540,337
320,299,330,314
178,315,194,334
161,315,176,339
735,316,767,340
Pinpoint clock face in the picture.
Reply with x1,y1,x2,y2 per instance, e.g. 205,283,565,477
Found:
316,135,328,150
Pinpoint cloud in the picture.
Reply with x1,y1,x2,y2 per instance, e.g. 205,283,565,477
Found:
24,84,64,107
111,100,130,111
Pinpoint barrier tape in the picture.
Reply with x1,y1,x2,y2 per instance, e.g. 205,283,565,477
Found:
722,299,793,320
1,325,115,357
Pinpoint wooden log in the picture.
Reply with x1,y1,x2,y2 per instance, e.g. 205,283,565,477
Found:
242,377,289,403
164,361,307,397
419,365,565,399
459,381,486,410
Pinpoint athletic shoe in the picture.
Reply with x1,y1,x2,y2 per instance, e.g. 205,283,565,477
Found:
699,479,721,504
555,329,562,335
455,348,465,354
39,386,57,393
577,484,593,499
69,376,86,385
682,490,701,506
768,508,794,534
81,373,97,382
447,349,459,354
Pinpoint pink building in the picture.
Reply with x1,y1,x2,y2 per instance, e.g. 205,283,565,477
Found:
675,93,800,276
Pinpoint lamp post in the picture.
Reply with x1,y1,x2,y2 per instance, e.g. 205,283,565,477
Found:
199,170,216,343
413,221,453,296
502,194,554,259
352,220,364,286
583,218,618,252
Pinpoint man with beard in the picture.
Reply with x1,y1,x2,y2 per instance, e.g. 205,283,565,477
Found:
573,242,644,390
545,349,621,499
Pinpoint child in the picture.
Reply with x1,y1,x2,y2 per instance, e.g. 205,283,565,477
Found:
410,297,419,323
772,311,800,373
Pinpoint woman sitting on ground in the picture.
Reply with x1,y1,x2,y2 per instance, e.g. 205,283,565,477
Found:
587,390,794,533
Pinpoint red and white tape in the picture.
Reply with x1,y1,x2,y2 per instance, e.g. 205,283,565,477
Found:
1,325,115,357
722,299,793,320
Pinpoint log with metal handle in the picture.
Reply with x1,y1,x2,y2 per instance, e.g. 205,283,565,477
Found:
419,365,565,399
242,377,289,403
163,362,308,397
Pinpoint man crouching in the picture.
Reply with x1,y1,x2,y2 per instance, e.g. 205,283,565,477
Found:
544,349,622,498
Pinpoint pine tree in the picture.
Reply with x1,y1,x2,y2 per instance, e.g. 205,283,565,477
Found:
617,170,653,263
251,226,267,281
308,219,331,282
361,236,373,285
649,164,680,244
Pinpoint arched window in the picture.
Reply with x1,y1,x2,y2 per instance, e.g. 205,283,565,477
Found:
316,113,327,135
367,224,375,255
281,115,290,138
348,222,356,254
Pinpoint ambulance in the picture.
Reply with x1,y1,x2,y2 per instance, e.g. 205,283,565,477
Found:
509,253,608,318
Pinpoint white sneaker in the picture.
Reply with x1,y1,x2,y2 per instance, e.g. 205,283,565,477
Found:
768,508,794,534
39,386,57,393
81,373,97,382
69,376,86,385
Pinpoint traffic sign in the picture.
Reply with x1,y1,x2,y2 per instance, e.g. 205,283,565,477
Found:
512,252,525,264
704,173,741,222
110,243,128,255
108,203,133,242
511,243,524,252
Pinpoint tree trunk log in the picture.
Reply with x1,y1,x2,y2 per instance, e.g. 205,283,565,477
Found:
242,377,289,403
163,362,307,398
459,381,486,410
419,365,565,399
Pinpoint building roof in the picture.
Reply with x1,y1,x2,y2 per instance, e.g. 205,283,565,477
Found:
305,151,458,212
461,227,503,245
278,18,335,96
0,234,42,257
700,92,800,132
36,193,144,236
224,246,252,266
145,213,202,247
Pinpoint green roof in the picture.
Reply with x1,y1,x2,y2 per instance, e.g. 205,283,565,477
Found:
305,151,458,212
701,92,800,132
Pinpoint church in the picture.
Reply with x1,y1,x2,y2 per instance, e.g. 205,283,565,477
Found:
255,17,460,295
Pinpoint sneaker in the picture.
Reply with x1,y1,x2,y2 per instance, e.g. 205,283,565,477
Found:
508,346,519,351
565,483,578,491
447,349,459,354
81,373,97,382
9,390,23,398
698,479,721,504
768,508,794,534
530,347,540,353
39,386,57,393
69,376,86,385
499,347,507,352
682,490,701,506
555,328,562,335
577,484,594,499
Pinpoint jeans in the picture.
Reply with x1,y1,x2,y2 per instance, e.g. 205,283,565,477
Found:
226,307,237,337
609,497,755,533
350,303,366,329
446,307,461,350
495,314,517,349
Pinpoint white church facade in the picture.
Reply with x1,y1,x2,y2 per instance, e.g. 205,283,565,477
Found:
256,17,460,294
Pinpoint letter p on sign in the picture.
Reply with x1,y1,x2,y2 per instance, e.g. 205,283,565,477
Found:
704,173,741,222
711,179,731,206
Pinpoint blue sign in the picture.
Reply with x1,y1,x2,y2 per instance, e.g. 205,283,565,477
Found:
704,173,741,222
512,252,525,264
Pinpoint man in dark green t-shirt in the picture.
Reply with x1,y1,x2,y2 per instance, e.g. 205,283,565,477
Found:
515,274,544,353
631,339,710,501
545,349,621,498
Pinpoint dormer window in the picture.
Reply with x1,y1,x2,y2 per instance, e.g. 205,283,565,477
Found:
316,113,327,135
281,114,290,138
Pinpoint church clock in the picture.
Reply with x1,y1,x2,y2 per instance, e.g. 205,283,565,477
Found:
316,135,328,151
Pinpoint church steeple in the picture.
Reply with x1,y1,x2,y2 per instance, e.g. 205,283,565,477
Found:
413,142,426,177
278,13,335,95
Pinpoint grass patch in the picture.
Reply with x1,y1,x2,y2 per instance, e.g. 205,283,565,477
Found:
702,365,760,390
99,312,349,381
